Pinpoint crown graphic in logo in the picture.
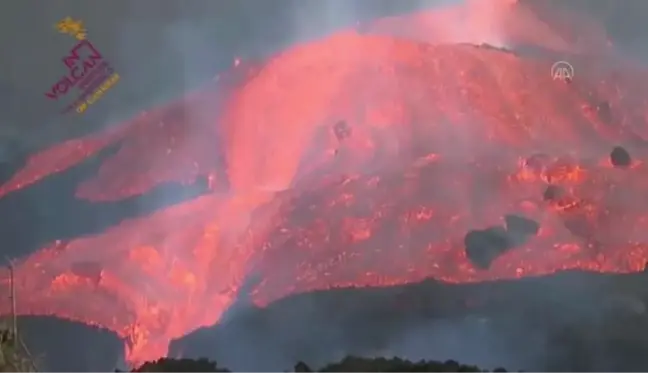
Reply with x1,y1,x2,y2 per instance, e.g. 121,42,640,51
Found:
55,17,87,40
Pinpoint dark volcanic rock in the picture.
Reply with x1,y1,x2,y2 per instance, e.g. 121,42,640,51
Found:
465,216,540,270
610,146,631,167
543,184,563,201
464,226,512,269
504,214,540,237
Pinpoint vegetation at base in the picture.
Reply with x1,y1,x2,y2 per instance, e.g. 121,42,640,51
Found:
131,356,509,372
0,327,37,372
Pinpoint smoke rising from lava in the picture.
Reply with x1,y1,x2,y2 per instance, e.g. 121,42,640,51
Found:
2,0,648,370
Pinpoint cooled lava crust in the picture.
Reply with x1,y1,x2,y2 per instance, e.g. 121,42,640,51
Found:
2,4,648,365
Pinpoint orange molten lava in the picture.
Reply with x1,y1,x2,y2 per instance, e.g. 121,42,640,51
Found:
2,2,648,366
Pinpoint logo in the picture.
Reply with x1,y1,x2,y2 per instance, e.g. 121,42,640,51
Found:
46,17,121,115
551,60,574,82
55,17,87,41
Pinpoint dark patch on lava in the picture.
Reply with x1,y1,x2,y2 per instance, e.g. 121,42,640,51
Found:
504,214,540,238
465,215,540,269
543,184,564,201
70,261,104,285
610,146,631,168
464,227,512,269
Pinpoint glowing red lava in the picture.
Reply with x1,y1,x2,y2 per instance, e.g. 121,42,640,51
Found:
2,1,648,366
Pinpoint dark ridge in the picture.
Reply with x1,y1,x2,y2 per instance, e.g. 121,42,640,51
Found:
10,316,122,372
170,270,648,372
130,356,499,372
0,141,210,260
133,357,229,372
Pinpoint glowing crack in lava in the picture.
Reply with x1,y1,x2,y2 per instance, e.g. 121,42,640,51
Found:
4,3,648,366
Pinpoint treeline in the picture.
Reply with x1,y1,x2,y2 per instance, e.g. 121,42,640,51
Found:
132,356,509,372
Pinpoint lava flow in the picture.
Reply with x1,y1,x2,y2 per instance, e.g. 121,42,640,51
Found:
3,1,648,366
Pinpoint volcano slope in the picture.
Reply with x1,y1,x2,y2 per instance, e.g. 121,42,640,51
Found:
2,30,648,365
